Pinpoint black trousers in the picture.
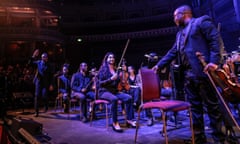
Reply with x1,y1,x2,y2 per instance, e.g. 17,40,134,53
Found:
185,76,225,143
35,83,49,113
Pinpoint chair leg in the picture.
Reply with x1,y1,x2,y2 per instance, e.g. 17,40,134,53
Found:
79,101,82,120
162,110,168,144
134,106,142,143
67,98,70,120
60,98,63,112
105,104,109,129
54,98,58,112
90,103,109,129
90,103,95,126
121,103,127,127
55,97,62,112
189,108,195,144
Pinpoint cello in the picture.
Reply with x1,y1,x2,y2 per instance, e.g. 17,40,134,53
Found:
196,52,240,103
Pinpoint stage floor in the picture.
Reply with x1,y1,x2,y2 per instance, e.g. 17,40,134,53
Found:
4,106,240,144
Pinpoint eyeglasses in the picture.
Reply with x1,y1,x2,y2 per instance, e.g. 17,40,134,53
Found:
174,12,184,17
174,11,191,17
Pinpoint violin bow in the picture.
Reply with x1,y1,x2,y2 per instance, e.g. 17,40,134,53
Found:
117,39,130,69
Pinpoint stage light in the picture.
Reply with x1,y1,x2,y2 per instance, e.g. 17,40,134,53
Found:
77,38,82,42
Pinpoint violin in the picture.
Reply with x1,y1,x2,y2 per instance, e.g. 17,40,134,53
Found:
117,59,130,91
223,56,238,85
196,52,240,103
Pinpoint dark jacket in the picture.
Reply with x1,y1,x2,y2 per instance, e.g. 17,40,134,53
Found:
98,67,119,95
58,74,71,94
71,72,92,92
157,15,223,78
29,58,53,87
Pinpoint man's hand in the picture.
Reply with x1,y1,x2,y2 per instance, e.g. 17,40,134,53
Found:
49,85,54,91
204,63,218,72
32,49,40,58
81,88,87,93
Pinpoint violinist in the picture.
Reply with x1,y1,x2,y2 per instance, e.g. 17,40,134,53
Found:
98,52,136,132
127,66,141,109
71,62,95,122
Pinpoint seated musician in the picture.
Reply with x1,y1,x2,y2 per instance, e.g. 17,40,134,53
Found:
222,52,240,85
159,66,174,98
57,64,71,113
71,62,95,122
127,66,141,109
222,51,240,116
97,52,136,132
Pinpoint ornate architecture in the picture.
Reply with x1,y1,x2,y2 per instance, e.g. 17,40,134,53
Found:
0,0,65,66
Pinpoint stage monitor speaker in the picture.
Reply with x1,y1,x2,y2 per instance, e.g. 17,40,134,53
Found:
18,128,41,144
10,117,42,140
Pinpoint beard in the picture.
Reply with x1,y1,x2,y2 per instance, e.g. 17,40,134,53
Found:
175,19,185,27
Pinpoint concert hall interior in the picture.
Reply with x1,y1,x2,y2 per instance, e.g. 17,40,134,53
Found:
1,0,240,144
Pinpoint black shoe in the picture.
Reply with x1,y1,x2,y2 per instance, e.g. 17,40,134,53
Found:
82,117,88,123
195,135,207,144
112,122,123,133
147,118,153,126
133,103,137,108
126,120,136,128
64,109,69,113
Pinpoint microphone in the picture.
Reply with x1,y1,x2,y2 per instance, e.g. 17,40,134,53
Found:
144,54,159,60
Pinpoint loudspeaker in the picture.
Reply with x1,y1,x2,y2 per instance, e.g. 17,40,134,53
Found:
10,117,43,140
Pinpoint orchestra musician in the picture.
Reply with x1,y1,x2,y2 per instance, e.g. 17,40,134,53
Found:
127,66,141,109
152,5,225,144
223,51,240,85
57,64,71,113
222,51,240,117
97,52,136,132
71,62,95,122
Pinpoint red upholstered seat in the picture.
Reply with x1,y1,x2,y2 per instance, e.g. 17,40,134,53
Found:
142,100,190,111
134,68,194,144
89,87,110,129
94,99,109,104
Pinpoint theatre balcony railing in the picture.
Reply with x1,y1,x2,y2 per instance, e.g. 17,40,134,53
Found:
73,26,178,42
0,27,65,43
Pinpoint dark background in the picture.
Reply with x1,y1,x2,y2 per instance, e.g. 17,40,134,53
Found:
0,0,240,72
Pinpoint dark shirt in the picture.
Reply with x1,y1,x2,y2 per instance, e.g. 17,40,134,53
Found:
71,72,92,92
28,57,53,87
58,74,71,94
98,67,119,94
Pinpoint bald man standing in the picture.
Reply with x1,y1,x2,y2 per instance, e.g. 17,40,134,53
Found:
29,49,54,117
153,5,225,144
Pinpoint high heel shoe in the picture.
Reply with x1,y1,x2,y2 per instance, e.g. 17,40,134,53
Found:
112,122,123,132
126,120,136,128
